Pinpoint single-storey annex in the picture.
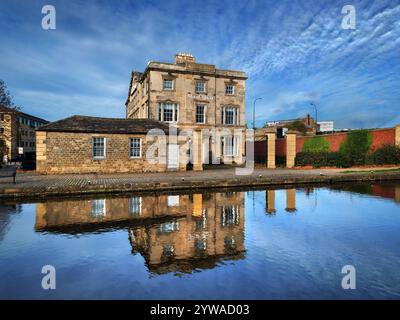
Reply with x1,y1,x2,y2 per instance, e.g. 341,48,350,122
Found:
36,115,188,174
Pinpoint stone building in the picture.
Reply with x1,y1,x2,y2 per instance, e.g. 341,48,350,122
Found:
125,53,247,166
0,105,48,160
262,114,316,138
36,115,187,174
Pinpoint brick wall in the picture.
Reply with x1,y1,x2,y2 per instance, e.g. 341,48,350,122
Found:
276,138,286,157
370,128,395,151
254,140,265,162
300,128,395,153
255,127,397,160
36,131,169,174
295,132,348,153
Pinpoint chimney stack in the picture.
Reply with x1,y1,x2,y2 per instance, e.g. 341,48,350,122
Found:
175,52,196,65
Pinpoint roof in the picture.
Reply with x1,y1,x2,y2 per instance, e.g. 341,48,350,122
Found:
128,59,247,88
37,115,174,134
145,61,247,79
18,112,49,123
0,104,48,123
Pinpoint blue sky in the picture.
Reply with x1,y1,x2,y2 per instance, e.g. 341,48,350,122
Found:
0,0,399,129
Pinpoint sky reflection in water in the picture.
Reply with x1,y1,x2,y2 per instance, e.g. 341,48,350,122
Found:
1,183,400,299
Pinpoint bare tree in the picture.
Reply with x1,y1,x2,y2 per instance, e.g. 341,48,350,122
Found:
0,79,20,110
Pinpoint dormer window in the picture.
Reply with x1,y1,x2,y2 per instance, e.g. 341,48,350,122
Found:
163,79,174,90
195,81,206,93
225,84,235,95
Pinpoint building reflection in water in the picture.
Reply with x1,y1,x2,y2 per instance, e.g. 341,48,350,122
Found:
285,189,297,213
33,184,400,275
265,190,276,214
0,203,22,241
265,188,297,214
35,191,245,275
264,185,400,215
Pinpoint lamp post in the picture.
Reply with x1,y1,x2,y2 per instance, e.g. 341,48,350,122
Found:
253,97,262,130
310,102,318,133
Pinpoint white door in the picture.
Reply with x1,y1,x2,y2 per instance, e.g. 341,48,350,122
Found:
202,140,208,164
167,144,179,169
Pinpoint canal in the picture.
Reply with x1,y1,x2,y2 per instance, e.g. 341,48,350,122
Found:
1,182,400,299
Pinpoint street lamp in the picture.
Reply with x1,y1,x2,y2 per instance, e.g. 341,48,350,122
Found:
310,102,318,132
253,97,262,130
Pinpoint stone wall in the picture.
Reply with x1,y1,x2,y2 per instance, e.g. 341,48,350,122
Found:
36,131,173,174
0,113,12,159
0,113,19,159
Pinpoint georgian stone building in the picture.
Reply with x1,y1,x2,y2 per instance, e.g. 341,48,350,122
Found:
126,53,247,165
35,53,247,174
0,105,48,160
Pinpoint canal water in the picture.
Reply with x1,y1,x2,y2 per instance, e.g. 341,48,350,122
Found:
1,182,400,299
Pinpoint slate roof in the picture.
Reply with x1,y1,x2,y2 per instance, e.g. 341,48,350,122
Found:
37,115,174,134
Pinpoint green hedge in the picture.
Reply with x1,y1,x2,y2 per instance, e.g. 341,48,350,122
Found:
295,152,350,168
302,136,330,153
367,145,400,165
339,130,372,166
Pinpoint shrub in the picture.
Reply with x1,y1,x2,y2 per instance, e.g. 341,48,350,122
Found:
302,136,330,153
339,130,372,166
327,152,350,168
367,145,400,165
295,152,350,168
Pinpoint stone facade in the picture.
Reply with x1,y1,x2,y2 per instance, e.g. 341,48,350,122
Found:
266,129,276,169
0,112,18,159
36,131,178,174
285,131,296,169
125,53,247,165
35,116,189,174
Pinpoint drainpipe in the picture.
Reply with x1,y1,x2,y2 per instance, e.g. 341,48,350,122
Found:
214,70,217,162
147,72,151,119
